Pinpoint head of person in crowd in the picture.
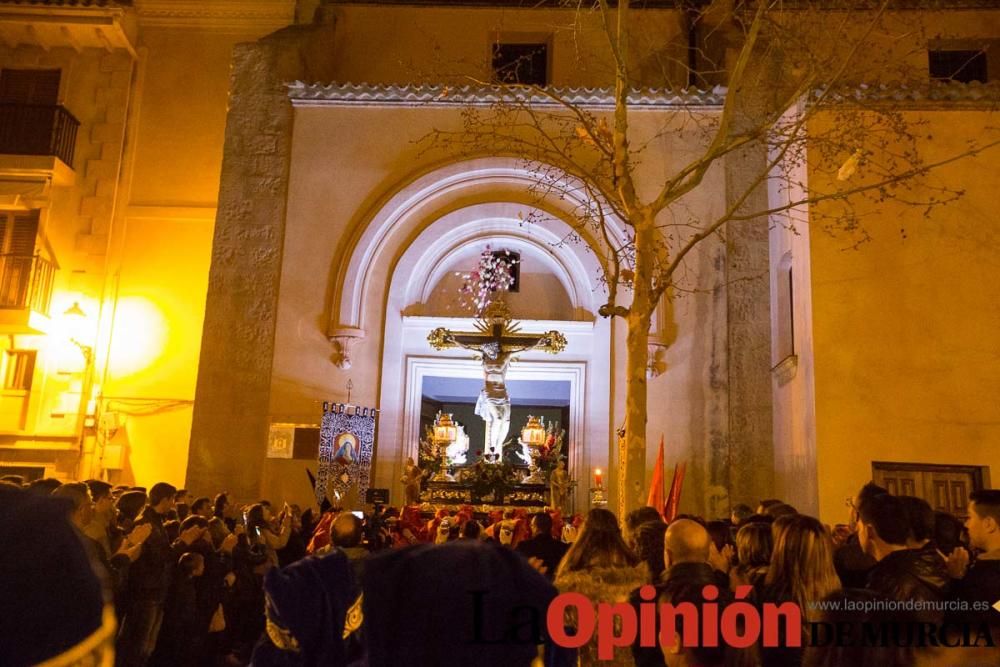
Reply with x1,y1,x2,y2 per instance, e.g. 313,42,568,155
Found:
765,514,841,617
190,496,212,519
175,488,189,504
207,516,231,549
857,492,910,560
736,521,773,571
177,551,205,579
245,502,270,537
705,520,733,552
330,512,363,549
931,515,964,563
764,502,798,519
530,511,554,539
180,515,210,546
27,477,62,496
850,481,888,528
965,489,1000,553
633,518,668,581
899,495,935,548
623,506,663,548
213,492,230,519
756,498,782,515
51,482,94,530
664,518,711,568
148,481,177,516
557,507,639,575
116,489,147,523
771,512,798,545
461,519,482,540
84,479,114,522
0,483,115,667
730,503,754,525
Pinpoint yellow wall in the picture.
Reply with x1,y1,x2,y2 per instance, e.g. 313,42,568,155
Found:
810,110,1000,525
99,23,287,489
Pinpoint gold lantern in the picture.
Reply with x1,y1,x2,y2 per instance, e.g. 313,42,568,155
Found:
433,412,458,444
431,412,457,482
520,415,546,446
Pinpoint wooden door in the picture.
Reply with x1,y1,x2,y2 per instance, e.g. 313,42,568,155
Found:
872,462,983,517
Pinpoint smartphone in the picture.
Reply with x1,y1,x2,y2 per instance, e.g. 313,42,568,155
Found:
352,511,364,519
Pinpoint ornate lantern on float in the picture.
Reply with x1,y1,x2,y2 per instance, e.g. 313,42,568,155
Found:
519,415,548,484
431,412,457,482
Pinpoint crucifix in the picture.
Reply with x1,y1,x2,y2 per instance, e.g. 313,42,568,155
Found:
428,298,567,461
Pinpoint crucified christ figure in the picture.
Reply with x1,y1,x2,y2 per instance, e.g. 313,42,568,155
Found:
428,299,566,461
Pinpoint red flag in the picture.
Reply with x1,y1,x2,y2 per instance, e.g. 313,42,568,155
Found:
646,435,665,514
663,462,687,522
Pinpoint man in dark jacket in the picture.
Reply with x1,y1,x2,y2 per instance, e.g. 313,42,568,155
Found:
859,492,949,624
116,481,177,666
631,519,731,667
948,489,1000,631
515,512,568,580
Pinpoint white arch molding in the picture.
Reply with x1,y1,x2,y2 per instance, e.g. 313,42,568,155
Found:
328,157,626,336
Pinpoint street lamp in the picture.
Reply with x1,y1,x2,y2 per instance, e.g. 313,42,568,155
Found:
64,301,97,478
63,301,94,363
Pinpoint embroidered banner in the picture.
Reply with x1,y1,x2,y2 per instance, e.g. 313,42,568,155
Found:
316,403,377,507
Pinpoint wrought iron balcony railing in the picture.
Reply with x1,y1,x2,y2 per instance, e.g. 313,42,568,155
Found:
0,104,80,168
0,253,55,316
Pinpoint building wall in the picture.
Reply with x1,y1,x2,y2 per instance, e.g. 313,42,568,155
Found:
810,109,1000,525
99,17,295,490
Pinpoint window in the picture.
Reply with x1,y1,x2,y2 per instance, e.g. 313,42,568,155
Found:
929,50,987,83
492,43,548,86
0,69,60,105
5,350,35,390
776,255,794,362
0,210,42,309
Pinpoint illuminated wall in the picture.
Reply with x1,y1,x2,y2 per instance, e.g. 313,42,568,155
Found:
809,110,1000,525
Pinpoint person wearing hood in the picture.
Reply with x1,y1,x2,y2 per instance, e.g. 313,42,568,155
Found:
251,548,363,667
554,508,648,666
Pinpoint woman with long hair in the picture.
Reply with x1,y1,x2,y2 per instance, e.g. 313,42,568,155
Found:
732,521,773,590
244,502,291,568
760,514,842,667
554,508,647,666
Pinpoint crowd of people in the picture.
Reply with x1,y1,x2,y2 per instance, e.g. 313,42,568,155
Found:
0,473,998,667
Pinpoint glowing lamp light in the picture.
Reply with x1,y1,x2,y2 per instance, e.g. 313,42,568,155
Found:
433,412,457,444
594,468,603,489
520,415,546,446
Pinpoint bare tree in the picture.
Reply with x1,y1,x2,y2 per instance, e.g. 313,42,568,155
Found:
420,0,1000,512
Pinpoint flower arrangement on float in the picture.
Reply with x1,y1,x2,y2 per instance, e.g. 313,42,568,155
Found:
457,245,518,314
467,448,516,503
533,421,567,479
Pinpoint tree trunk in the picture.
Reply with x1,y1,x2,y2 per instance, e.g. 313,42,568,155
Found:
622,212,655,514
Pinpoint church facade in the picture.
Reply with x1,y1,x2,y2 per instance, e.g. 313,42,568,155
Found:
0,1,997,524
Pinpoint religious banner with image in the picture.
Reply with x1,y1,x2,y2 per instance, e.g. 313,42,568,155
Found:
316,403,377,507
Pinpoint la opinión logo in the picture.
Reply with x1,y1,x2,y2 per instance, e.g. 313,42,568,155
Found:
547,584,799,660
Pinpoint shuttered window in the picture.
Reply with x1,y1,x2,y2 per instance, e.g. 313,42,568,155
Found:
0,69,60,105
4,350,35,390
0,210,39,254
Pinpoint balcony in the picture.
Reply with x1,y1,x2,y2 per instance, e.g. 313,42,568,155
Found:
0,253,55,333
0,104,79,168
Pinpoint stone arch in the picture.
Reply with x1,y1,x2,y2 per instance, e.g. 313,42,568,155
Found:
326,156,628,352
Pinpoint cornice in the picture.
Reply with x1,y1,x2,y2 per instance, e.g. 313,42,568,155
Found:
818,80,1000,107
288,80,1000,110
287,81,727,108
135,0,295,30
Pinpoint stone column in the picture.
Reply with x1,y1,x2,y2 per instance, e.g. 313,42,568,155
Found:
719,142,775,515
186,16,336,500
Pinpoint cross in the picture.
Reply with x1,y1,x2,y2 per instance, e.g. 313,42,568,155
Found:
427,298,567,460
